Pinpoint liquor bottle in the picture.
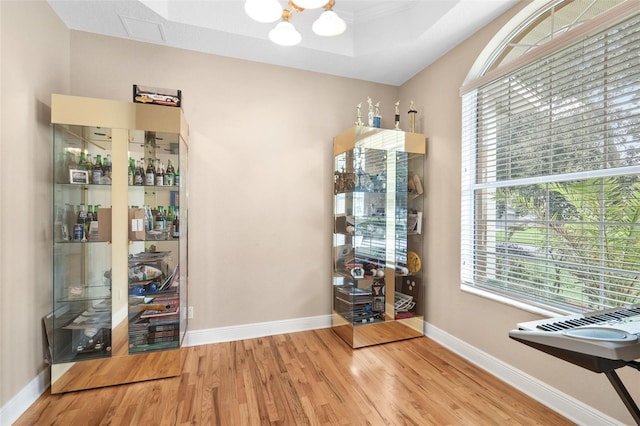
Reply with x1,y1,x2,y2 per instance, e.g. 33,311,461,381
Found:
145,158,155,186
127,157,136,186
154,206,166,231
86,205,94,223
134,160,144,186
92,154,103,184
86,154,95,183
172,208,180,238
166,205,175,237
139,159,146,183
77,204,87,224
143,205,153,233
155,160,164,186
79,151,87,171
165,160,175,186
75,204,88,240
103,154,112,180
174,167,180,186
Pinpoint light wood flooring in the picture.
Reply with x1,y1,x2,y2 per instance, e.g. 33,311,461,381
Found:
15,329,573,425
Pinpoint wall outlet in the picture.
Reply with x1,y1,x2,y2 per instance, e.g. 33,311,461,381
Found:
188,306,194,319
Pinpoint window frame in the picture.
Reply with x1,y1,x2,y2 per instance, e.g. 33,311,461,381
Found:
460,1,640,315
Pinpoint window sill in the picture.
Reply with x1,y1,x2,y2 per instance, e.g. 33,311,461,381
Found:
460,283,572,319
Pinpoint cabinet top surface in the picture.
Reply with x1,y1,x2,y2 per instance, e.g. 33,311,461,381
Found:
51,94,188,140
334,126,425,156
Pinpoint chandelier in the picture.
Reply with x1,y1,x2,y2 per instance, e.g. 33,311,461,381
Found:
244,0,347,46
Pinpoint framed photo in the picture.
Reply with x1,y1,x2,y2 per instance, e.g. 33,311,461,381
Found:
69,169,89,184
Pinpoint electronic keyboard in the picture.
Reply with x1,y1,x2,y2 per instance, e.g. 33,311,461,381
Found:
510,305,640,424
510,305,640,361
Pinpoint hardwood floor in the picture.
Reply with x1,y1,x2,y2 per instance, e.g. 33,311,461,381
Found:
15,329,573,425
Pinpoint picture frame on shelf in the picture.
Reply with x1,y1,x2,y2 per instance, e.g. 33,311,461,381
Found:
69,169,89,184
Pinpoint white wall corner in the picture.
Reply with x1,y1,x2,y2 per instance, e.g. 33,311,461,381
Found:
0,367,49,426
424,322,624,426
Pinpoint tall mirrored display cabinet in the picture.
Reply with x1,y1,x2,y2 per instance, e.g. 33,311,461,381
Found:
332,126,426,348
49,94,188,393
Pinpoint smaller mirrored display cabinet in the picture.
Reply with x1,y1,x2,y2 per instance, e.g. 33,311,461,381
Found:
49,94,188,393
332,126,426,348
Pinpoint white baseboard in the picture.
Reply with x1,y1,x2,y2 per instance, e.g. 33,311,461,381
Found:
184,314,332,347
0,368,49,426
424,322,624,426
2,316,622,426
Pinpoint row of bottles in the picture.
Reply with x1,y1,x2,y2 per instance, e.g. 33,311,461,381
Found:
141,205,180,240
58,151,113,184
129,158,180,187
55,203,181,242
54,203,102,241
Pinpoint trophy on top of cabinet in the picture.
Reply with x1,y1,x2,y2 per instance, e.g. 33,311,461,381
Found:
367,97,374,127
408,100,418,133
394,101,400,130
355,102,363,126
374,101,381,128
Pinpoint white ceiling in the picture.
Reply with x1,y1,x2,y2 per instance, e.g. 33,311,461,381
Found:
47,0,519,86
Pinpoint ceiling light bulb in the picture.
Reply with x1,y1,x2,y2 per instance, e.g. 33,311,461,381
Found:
244,0,283,23
291,0,328,9
312,10,346,37
269,21,302,46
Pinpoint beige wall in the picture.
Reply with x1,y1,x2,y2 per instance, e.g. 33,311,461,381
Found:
401,2,637,424
2,1,637,423
0,0,70,410
67,31,399,330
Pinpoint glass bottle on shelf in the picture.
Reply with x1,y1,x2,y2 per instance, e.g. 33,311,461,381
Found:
86,154,94,183
103,154,112,182
144,205,153,234
154,206,166,231
79,151,87,171
134,159,144,186
155,160,164,186
92,154,103,185
166,205,175,236
172,207,180,238
75,204,87,241
145,158,155,186
165,160,175,186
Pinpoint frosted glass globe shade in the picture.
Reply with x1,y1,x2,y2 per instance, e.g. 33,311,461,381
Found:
244,0,283,23
312,10,346,36
269,21,302,46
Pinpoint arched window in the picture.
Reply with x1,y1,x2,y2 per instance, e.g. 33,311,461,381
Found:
460,1,640,314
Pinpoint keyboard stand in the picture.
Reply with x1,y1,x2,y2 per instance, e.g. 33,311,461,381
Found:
510,334,640,425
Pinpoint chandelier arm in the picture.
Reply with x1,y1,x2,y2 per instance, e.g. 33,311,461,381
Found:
282,9,293,22
288,1,304,13
323,0,335,10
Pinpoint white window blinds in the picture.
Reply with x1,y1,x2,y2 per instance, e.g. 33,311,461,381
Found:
461,11,640,313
